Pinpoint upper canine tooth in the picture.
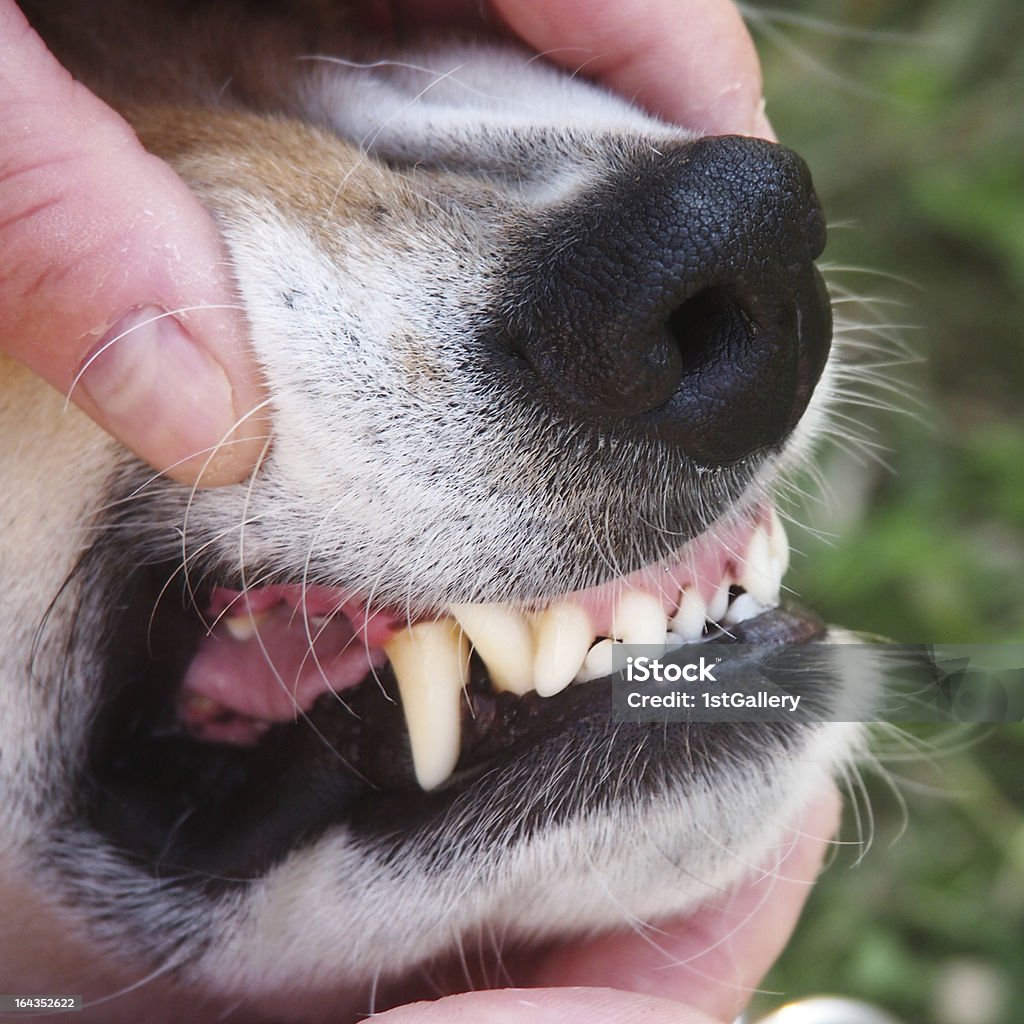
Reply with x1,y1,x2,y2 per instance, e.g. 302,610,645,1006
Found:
614,591,668,646
533,603,593,697
669,588,706,641
449,603,534,695
768,507,791,577
739,526,778,606
384,619,469,790
575,637,617,682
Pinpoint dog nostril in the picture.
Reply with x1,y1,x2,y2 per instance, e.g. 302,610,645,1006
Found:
667,287,751,374
504,135,833,466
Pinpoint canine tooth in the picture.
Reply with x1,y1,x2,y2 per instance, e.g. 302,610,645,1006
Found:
449,603,534,695
223,610,268,642
669,588,706,642
575,638,618,682
768,507,791,577
615,591,668,646
707,577,731,624
664,632,685,651
723,592,767,626
533,603,593,697
739,526,778,606
385,619,469,790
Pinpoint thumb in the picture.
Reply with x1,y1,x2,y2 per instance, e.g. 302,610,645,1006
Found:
371,987,719,1023
0,1,267,485
487,0,776,139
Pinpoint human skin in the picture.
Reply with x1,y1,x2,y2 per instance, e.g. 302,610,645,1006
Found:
375,787,841,1022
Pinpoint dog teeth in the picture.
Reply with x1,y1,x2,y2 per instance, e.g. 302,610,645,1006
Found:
533,603,593,697
449,603,534,695
381,506,794,789
574,637,617,682
707,576,731,624
768,507,790,584
669,588,706,641
664,631,685,650
223,610,268,642
384,619,469,790
723,592,768,626
738,525,779,606
614,591,668,646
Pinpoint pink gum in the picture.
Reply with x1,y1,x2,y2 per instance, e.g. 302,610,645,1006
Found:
207,507,765,642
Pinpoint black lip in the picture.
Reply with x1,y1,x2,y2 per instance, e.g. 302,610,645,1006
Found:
84,576,825,882
349,600,828,790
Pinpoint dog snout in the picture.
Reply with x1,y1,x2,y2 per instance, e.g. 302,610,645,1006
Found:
504,135,832,465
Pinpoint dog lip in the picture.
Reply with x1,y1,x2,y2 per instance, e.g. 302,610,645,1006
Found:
268,598,828,799
176,506,776,751
82,519,817,879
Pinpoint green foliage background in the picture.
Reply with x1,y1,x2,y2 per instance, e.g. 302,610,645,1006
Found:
742,2,1024,1021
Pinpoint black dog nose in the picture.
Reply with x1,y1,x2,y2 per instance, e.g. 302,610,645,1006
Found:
505,136,832,465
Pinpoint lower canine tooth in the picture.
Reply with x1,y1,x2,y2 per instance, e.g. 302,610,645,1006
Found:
533,603,593,697
449,603,534,695
575,637,617,682
669,588,706,641
615,591,668,646
385,619,468,790
723,592,767,626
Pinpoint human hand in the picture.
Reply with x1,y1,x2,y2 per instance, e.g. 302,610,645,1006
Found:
1,0,772,487
372,787,840,1022
0,0,268,485
410,0,776,139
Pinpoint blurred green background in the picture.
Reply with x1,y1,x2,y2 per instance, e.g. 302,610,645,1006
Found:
741,2,1024,1021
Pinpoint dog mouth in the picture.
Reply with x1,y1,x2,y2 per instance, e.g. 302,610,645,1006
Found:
178,505,798,785
86,502,825,877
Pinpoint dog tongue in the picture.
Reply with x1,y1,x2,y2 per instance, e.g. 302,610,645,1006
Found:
179,586,400,742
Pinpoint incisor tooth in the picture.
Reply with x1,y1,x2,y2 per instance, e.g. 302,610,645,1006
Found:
224,610,268,642
707,576,731,624
575,637,617,682
768,507,790,577
669,588,706,641
533,603,593,697
385,619,468,790
739,527,778,606
615,591,668,646
449,603,534,695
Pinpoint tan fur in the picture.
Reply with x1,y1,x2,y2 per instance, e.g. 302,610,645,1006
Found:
130,107,391,245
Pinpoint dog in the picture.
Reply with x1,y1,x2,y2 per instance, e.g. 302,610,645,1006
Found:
0,2,866,1019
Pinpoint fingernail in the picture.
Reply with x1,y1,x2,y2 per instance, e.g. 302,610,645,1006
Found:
78,306,239,474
